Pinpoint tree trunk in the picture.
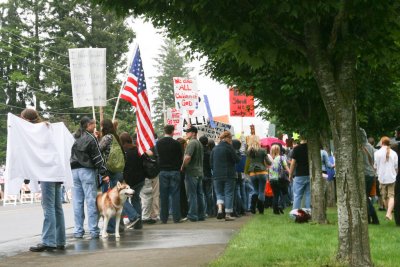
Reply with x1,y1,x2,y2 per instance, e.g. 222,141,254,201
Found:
308,131,327,223
304,21,372,266
333,104,370,266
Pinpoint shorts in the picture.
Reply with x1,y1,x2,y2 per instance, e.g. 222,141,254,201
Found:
380,183,395,199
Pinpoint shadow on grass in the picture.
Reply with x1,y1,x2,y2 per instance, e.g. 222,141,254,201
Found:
209,208,398,267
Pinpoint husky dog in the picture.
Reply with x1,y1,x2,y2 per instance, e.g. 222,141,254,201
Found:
97,181,134,238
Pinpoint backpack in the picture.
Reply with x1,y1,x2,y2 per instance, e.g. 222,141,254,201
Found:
106,135,125,173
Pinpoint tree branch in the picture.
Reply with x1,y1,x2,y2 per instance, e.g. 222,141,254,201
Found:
266,17,307,56
327,0,348,54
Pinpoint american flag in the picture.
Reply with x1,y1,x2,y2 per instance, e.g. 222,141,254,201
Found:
120,46,155,155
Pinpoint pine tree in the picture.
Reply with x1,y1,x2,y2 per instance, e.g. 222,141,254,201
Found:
0,0,36,162
151,39,191,134
0,0,135,162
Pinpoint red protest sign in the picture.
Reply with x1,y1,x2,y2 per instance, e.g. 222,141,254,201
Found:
229,88,255,117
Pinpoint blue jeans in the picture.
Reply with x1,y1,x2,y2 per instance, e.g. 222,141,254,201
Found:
185,175,205,221
250,174,267,202
40,182,65,247
213,178,235,213
101,172,123,232
244,178,255,210
72,168,99,238
159,171,181,223
123,182,144,222
292,175,311,209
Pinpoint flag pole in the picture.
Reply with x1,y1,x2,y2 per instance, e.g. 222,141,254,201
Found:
112,44,138,122
163,100,167,125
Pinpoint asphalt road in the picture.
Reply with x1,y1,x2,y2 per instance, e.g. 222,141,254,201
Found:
0,202,249,267
0,202,75,258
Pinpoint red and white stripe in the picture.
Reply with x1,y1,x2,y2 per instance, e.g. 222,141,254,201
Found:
120,69,155,155
120,73,138,106
136,90,155,155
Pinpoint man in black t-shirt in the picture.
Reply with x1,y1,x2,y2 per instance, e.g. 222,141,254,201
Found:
288,137,310,210
156,125,183,223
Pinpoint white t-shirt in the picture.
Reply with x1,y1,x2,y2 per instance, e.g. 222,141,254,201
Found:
374,146,398,184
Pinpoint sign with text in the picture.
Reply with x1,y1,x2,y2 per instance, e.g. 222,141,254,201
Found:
182,115,207,129
69,48,107,108
173,77,199,112
166,108,183,139
229,88,254,117
197,121,235,142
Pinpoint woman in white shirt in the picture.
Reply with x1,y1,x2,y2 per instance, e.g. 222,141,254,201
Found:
374,136,398,220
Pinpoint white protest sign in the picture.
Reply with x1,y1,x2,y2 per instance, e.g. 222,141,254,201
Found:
166,108,183,139
197,121,235,141
173,77,199,112
69,48,107,108
182,116,207,128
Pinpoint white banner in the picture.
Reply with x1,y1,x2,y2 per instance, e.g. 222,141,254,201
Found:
69,48,107,108
5,113,74,195
166,108,183,139
173,77,199,112
197,121,235,142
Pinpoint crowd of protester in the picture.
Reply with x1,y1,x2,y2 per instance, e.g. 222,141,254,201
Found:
3,109,400,252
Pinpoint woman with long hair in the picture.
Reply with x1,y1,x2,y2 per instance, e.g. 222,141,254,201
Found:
119,132,146,229
23,109,66,252
99,119,124,233
246,135,271,214
374,136,398,220
269,144,290,215
70,116,108,240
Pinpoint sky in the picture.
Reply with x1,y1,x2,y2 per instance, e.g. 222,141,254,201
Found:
131,18,271,136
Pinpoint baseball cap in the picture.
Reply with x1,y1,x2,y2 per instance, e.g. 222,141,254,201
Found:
183,126,198,133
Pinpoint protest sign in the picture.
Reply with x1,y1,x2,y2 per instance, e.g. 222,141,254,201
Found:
229,88,255,117
166,108,183,138
182,116,207,128
197,121,235,141
69,48,107,108
173,77,199,113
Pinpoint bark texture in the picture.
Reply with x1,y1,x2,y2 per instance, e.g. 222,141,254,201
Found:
308,132,327,224
304,20,372,267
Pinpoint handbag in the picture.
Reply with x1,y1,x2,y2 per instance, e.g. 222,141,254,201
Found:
265,179,274,197
278,156,289,182
143,153,160,179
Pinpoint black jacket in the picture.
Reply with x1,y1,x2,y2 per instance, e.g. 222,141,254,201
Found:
123,146,146,187
70,131,108,176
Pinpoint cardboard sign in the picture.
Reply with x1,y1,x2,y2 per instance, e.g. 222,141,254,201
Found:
173,77,199,112
69,48,107,108
197,121,235,141
229,88,254,117
166,108,183,138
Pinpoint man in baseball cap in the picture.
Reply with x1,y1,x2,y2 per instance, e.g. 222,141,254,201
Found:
181,125,204,222
183,125,198,134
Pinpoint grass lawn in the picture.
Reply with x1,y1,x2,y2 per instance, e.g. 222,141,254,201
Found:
210,208,399,267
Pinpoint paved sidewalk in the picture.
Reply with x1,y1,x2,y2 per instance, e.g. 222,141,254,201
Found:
0,216,251,267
